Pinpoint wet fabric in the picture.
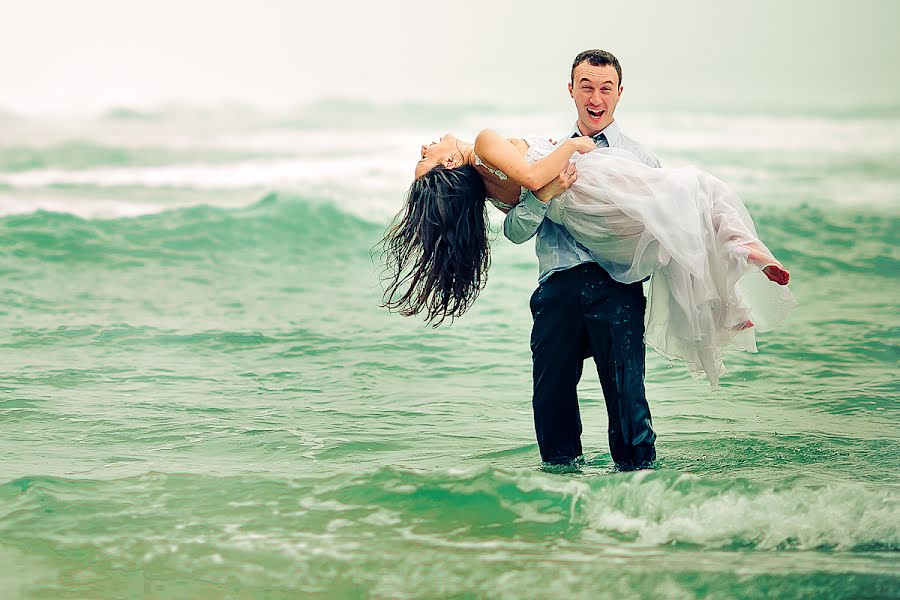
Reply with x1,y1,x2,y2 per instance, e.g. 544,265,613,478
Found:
530,263,656,467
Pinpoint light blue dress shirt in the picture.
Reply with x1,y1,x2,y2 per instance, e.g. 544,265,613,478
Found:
503,121,661,283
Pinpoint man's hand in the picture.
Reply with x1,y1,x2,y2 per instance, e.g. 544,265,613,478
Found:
570,136,597,154
534,161,577,202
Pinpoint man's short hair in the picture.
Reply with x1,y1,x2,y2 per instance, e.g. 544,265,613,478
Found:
571,49,622,87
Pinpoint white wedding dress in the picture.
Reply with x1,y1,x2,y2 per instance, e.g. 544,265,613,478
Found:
497,137,798,388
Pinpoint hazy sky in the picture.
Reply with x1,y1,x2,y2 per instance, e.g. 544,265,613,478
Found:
1,0,898,115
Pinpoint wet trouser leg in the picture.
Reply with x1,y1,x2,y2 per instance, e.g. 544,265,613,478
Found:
530,263,656,467
530,267,585,463
581,264,656,468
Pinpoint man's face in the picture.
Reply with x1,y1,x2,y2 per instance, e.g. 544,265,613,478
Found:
568,62,622,136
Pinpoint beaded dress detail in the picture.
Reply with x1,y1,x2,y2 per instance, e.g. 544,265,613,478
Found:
474,137,551,212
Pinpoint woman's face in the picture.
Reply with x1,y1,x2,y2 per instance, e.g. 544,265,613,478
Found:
415,133,461,178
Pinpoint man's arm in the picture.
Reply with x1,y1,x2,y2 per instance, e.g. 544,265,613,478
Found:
503,161,578,243
503,191,549,243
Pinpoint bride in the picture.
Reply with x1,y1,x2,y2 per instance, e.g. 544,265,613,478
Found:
381,131,797,387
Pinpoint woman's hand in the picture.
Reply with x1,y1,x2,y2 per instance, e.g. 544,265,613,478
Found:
535,162,577,203
569,136,597,154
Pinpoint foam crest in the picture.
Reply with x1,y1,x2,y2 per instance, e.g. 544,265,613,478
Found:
2,468,896,552
0,156,409,190
578,471,898,550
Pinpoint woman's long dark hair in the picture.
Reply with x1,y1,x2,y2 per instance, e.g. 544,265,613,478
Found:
380,164,489,326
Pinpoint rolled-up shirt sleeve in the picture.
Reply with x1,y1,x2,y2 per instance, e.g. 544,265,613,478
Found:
503,191,550,244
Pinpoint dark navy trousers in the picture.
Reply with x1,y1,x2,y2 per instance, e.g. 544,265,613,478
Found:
529,262,656,467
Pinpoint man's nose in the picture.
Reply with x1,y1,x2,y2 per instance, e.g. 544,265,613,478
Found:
591,90,604,105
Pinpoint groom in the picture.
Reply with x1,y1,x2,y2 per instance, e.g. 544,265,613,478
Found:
504,49,660,469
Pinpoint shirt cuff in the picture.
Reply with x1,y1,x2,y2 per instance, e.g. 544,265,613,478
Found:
522,190,549,213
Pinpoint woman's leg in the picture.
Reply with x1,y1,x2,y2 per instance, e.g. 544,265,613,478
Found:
701,170,791,286
745,245,790,284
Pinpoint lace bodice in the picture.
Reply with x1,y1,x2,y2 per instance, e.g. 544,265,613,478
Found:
476,137,558,211
473,153,507,181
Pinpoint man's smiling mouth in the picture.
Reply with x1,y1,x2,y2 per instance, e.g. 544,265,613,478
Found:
587,108,605,119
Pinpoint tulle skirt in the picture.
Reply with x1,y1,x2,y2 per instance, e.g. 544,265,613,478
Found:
546,147,797,388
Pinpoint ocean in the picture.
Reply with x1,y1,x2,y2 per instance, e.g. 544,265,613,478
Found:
0,103,898,598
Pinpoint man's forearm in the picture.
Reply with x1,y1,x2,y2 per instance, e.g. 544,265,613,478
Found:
503,191,549,243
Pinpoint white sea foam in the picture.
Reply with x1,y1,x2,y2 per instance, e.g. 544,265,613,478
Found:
362,467,900,552
0,194,169,219
0,156,407,189
576,472,899,551
1,109,897,220
625,112,900,154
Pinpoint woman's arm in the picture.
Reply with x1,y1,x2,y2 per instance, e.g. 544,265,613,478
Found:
474,129,593,191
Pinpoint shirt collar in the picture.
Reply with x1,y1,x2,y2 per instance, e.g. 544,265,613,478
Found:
568,120,621,146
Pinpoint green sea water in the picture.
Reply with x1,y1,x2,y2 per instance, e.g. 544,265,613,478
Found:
0,106,898,598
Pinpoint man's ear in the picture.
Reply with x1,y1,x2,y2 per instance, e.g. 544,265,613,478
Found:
568,82,574,99
618,85,624,97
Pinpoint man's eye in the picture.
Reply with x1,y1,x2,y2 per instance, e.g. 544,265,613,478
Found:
601,88,611,93
581,87,592,92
